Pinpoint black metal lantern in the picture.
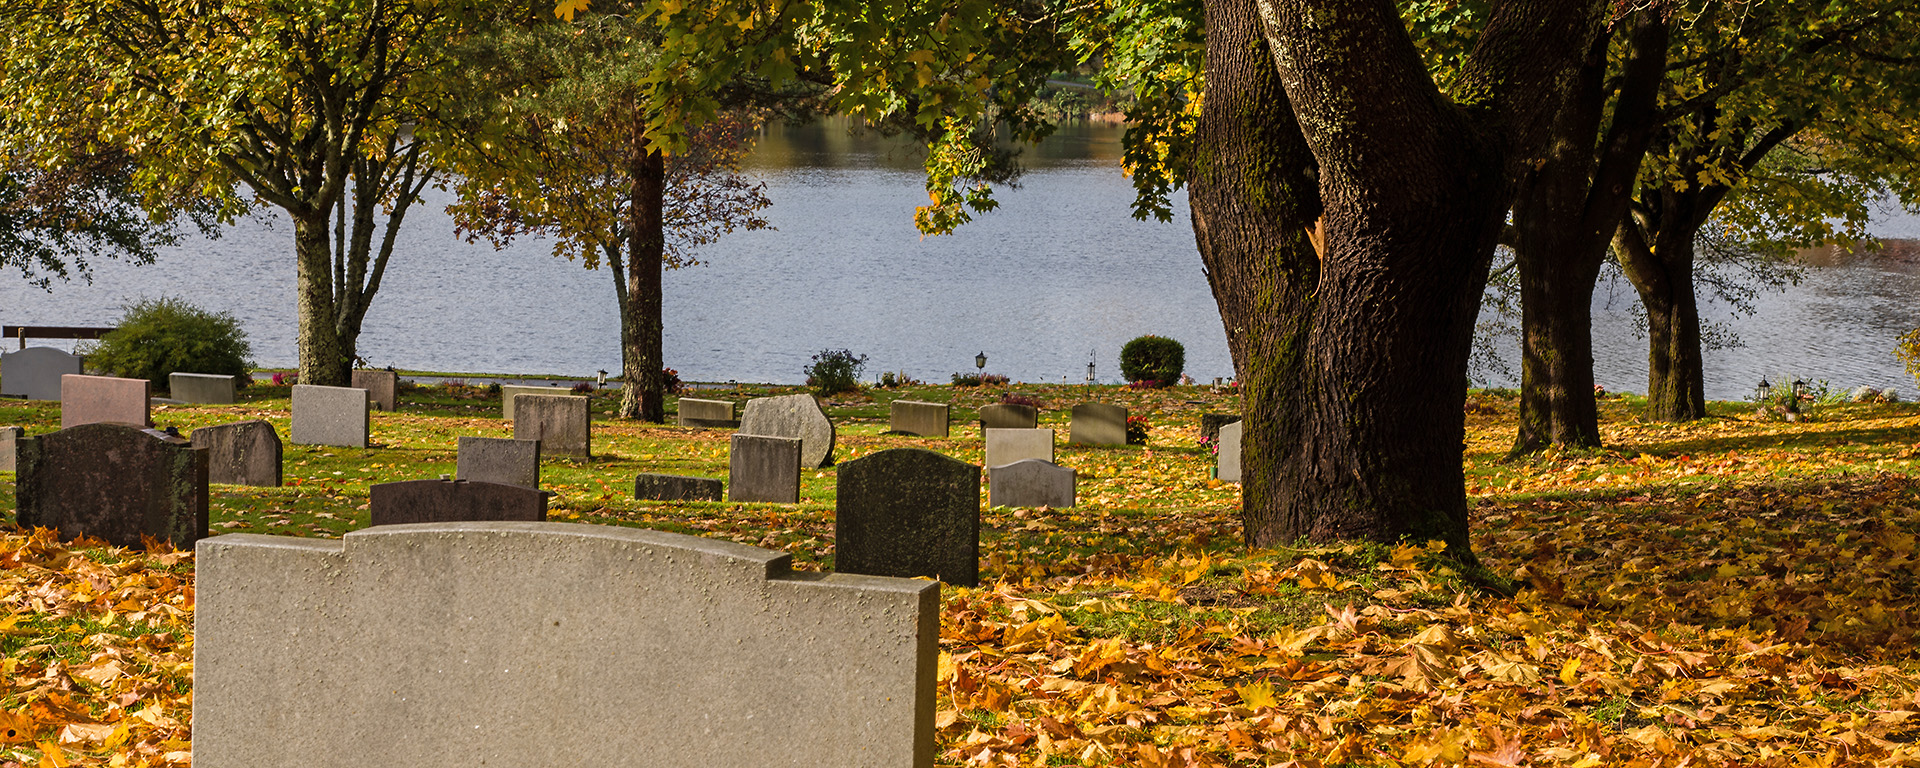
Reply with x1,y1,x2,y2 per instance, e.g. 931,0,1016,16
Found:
1793,379,1808,397
1086,360,1096,385
597,369,608,385
975,352,987,372
1757,377,1772,401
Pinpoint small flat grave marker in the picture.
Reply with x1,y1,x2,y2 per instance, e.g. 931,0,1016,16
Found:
1069,403,1128,446
836,448,981,587
368,478,550,526
290,385,370,448
728,434,801,503
456,436,541,488
513,395,590,459
192,420,282,487
676,398,738,428
988,458,1075,508
890,400,949,437
168,373,237,405
15,422,208,548
634,473,723,502
739,394,835,468
984,428,1054,469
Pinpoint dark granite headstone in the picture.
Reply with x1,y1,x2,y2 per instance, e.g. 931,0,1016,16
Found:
15,422,208,549
977,403,1039,430
351,369,400,411
835,448,980,586
633,473,724,502
192,420,283,487
1200,413,1243,445
513,394,590,459
728,434,801,503
368,479,550,527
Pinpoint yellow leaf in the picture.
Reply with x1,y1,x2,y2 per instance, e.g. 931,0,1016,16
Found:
553,0,590,21
1559,657,1581,686
1236,681,1276,709
38,742,69,768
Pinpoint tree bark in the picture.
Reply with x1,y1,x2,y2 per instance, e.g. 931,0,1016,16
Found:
294,209,352,387
1614,211,1708,420
618,144,667,422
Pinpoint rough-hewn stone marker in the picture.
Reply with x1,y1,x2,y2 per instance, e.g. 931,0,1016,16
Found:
368,479,549,526
455,436,541,488
984,428,1054,469
890,400,949,437
513,394,590,459
836,448,981,586
501,384,572,421
14,422,208,548
738,393,835,468
1200,413,1242,446
729,433,801,503
192,420,282,487
0,347,81,401
351,369,400,411
61,374,150,428
168,373,237,404
1217,420,1243,483
988,458,1076,508
0,426,21,473
1069,403,1128,446
977,403,1039,430
633,473,723,502
676,398,737,427
289,385,370,448
192,522,937,768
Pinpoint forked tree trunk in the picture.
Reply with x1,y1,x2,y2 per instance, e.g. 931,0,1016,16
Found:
1616,218,1708,420
618,146,667,422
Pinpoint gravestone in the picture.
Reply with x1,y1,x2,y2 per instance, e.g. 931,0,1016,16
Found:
192,420,283,487
290,385,370,448
368,478,550,526
169,373,237,404
1069,403,1128,446
634,473,724,502
988,459,1076,508
983,428,1054,469
0,426,20,473
351,369,400,411
193,522,938,768
890,400,949,437
677,398,738,428
738,394,835,468
513,394,590,459
835,448,981,587
61,374,151,428
456,436,541,488
728,434,801,503
1217,420,1243,483
14,422,208,549
977,403,1039,430
1200,413,1243,445
501,385,573,421
0,347,81,401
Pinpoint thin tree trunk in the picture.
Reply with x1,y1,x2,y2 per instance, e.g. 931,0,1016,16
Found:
294,211,351,386
619,145,667,422
1617,218,1708,420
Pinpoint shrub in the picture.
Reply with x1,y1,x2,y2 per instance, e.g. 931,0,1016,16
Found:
570,381,594,395
81,297,253,391
804,349,868,396
879,370,922,388
1898,329,1920,388
1126,415,1151,445
951,372,1009,387
999,392,1044,409
1120,335,1184,387
662,368,685,395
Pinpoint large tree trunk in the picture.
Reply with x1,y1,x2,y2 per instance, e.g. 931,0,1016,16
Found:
294,210,352,387
618,146,667,422
1615,217,1708,420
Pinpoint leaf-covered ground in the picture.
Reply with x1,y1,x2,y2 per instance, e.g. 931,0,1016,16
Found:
1,382,1917,766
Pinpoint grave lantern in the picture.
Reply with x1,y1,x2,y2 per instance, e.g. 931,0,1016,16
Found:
1086,359,1096,386
975,352,986,372
1793,379,1808,398
1756,378,1772,401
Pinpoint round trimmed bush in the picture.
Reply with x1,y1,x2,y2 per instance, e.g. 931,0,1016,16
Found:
1119,335,1184,387
81,297,253,391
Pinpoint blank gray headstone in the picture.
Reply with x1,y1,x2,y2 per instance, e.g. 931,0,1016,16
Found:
739,394,835,468
988,459,1076,508
192,420,282,487
1218,420,1243,483
513,394,590,459
501,385,572,421
729,433,801,503
1069,402,1128,446
677,398,738,427
890,400,949,437
15,422,208,549
351,369,400,411
835,448,981,587
290,385,370,448
634,473,723,502
368,478,550,526
456,436,541,488
0,347,81,401
984,428,1054,469
61,374,150,428
977,403,1039,430
0,426,22,473
169,373,238,404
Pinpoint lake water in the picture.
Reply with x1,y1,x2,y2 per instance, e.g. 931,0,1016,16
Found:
4,119,1917,401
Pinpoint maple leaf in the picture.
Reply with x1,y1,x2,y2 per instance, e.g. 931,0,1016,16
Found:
1468,726,1527,767
553,0,591,22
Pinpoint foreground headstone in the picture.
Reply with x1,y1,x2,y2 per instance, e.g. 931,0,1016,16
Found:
368,479,550,526
193,522,937,768
729,434,801,503
289,385,370,448
168,373,238,405
0,426,21,473
1200,413,1243,445
890,400,950,437
61,374,150,428
984,428,1054,469
456,436,541,488
1069,403,1128,446
836,448,980,587
513,394,590,459
977,403,1039,430
677,398,738,427
501,384,573,421
15,422,208,549
988,459,1076,508
739,394,835,468
351,369,400,411
1217,420,1243,483
634,473,723,502
0,347,82,401
192,420,283,487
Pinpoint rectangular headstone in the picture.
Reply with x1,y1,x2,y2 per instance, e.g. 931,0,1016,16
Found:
513,394,590,459
836,448,981,586
351,369,400,411
0,426,21,473
1069,402,1128,446
1217,420,1243,483
634,473,723,502
728,433,801,503
988,458,1076,508
977,403,1039,430
501,385,573,421
676,398,738,427
1,347,82,401
193,522,938,768
890,400,949,437
60,374,150,428
456,436,542,488
984,428,1054,469
739,394,835,468
369,479,549,526
1200,413,1243,445
15,422,208,549
290,385,370,448
193,420,283,487
169,373,237,404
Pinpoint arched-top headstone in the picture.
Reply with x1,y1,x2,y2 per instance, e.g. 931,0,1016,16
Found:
15,422,208,548
835,448,980,586
739,394,835,468
0,347,81,401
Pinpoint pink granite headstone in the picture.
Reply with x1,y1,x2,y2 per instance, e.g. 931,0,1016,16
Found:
60,374,151,428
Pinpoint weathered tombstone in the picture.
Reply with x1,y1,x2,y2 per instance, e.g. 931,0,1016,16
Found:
738,393,835,468
14,422,208,549
351,369,400,411
728,433,801,503
513,394,590,459
1217,420,1243,483
61,374,151,428
501,384,573,421
1069,403,1128,446
0,347,82,401
1200,413,1243,445
988,459,1076,508
977,403,1039,430
455,436,541,488
983,428,1054,469
676,398,738,428
0,426,21,473
289,385,370,448
368,478,550,526
169,373,238,405
192,420,283,487
634,473,724,502
836,448,981,587
890,400,950,437
193,522,938,768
